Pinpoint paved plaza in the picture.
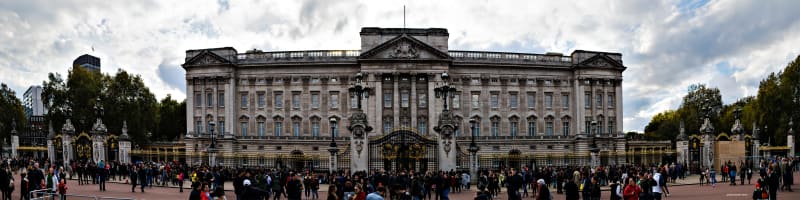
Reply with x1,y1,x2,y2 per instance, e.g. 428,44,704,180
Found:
7,173,799,200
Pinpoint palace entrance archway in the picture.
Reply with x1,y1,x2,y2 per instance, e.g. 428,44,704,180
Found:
369,129,438,172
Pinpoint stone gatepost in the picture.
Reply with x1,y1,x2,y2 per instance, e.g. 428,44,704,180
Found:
349,111,371,173
435,109,457,171
119,121,132,164
10,120,18,158
752,123,761,167
47,122,56,163
676,121,689,167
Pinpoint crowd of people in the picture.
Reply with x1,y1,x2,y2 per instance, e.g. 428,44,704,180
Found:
0,155,795,200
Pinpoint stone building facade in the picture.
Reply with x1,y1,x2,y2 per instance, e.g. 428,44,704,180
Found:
182,27,627,172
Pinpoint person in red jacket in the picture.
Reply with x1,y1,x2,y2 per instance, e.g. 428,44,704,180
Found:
623,177,641,200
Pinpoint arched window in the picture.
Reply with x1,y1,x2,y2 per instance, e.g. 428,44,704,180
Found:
239,116,249,137
561,116,571,136
509,116,519,137
417,116,428,135
545,116,554,136
527,116,537,136
471,117,482,137
291,116,302,137
256,116,266,137
273,116,284,136
597,115,605,135
310,116,321,137
490,116,501,137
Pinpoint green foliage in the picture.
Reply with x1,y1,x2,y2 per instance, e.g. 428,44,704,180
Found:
155,95,186,141
0,83,26,146
644,55,800,147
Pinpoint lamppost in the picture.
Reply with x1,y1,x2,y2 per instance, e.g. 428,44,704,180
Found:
434,72,458,170
328,118,339,174
434,72,457,111
700,98,715,168
468,118,480,183
590,121,600,167
207,121,216,167
347,72,373,172
348,72,372,110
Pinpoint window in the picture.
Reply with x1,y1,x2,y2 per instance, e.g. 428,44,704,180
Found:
350,95,357,108
383,119,393,133
545,93,553,109
562,120,570,136
585,93,591,108
510,121,518,137
292,121,300,137
585,117,592,134
330,92,339,108
274,121,282,136
527,119,536,136
292,93,300,109
207,93,213,107
418,120,427,134
401,90,409,108
257,93,265,108
240,122,248,137
311,93,319,109
418,93,427,108
274,92,283,108
312,121,320,137
608,93,615,108
451,94,459,109
490,94,499,109
562,94,569,109
491,121,499,137
218,121,225,134
527,93,536,109
195,120,202,134
545,118,554,136
596,117,604,135
257,122,265,137
240,93,248,108
332,121,339,137
473,118,481,137
471,93,480,108
384,93,392,108
218,93,225,107
509,93,518,109
195,94,201,107
596,93,602,108
608,120,615,135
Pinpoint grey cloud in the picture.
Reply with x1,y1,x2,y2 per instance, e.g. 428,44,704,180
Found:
218,0,230,12
157,60,185,92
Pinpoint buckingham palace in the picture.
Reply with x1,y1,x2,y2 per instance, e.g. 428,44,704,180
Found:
181,27,630,173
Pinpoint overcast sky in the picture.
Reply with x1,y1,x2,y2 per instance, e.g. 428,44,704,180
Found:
2,0,799,132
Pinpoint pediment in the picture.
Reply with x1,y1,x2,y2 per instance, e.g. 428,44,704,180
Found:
359,35,452,61
183,50,233,67
576,54,625,70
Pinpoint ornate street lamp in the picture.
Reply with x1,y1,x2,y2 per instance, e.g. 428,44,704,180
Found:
348,72,372,110
434,72,458,166
328,117,339,174
208,121,217,167
468,118,480,180
434,72,457,111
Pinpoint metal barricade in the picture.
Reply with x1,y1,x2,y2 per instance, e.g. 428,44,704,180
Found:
96,197,136,200
28,189,56,200
64,194,102,200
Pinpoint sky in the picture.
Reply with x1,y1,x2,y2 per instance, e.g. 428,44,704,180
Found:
2,0,800,132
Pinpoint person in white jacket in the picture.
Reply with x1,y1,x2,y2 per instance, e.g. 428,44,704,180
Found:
652,172,663,200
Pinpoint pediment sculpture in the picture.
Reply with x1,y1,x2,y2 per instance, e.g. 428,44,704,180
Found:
390,42,419,59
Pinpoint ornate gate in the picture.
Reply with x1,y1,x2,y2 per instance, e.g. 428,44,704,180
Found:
689,135,702,173
74,132,93,161
369,129,438,172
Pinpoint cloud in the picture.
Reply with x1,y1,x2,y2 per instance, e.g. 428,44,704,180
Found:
1,0,799,133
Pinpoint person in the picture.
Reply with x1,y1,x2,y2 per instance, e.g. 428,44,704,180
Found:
97,160,106,191
189,182,202,200
353,184,366,200
286,174,304,200
474,190,491,200
27,163,44,198
46,167,58,200
179,170,185,193
652,171,663,200
534,179,550,200
747,166,753,185
506,168,523,200
240,179,263,200
57,179,67,200
589,176,601,200
623,178,641,200
129,166,138,192
327,185,338,200
766,165,778,200
138,164,147,193
20,172,28,200
753,179,767,200
610,180,621,200
365,186,385,200
1,165,11,200
564,179,579,200
700,169,705,186
212,182,226,200
710,167,717,188
201,183,212,200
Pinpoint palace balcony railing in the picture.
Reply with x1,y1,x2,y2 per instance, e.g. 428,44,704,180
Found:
448,51,573,66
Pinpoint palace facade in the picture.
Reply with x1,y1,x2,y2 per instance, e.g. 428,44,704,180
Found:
182,27,628,173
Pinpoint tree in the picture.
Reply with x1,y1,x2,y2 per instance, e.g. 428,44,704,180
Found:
644,110,680,140
66,66,104,133
155,95,186,141
0,83,26,148
102,69,157,144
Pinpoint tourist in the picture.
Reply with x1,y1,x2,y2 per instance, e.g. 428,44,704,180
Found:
57,179,67,200
365,185,385,200
327,185,338,200
138,164,147,192
189,182,201,200
534,179,551,200
610,180,622,200
129,166,138,192
27,163,44,198
589,176,601,200
240,179,263,200
19,172,28,200
710,166,717,187
766,165,778,200
353,184,366,200
652,170,663,200
623,177,641,200
564,178,579,200
286,173,303,200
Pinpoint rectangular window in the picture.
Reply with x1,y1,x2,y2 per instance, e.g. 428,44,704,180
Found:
475,123,481,137
292,94,300,109
383,120,393,133
608,121,615,135
608,93,615,108
384,93,392,108
451,94,459,109
418,121,427,134
545,93,553,109
528,121,536,136
546,121,554,136
596,93,602,108
491,122,499,137
218,121,225,134
240,93,248,108
471,93,480,108
195,94,201,107
350,95,357,108
240,122,248,137
509,93,518,109
562,94,569,109
491,94,499,109
418,93,427,108
510,122,518,137
527,93,536,109
333,122,339,137
311,93,320,109
585,117,592,134
598,120,604,134
274,92,283,108
330,92,339,108
218,93,224,107
195,121,202,134
207,93,213,107
274,122,282,136
312,121,320,137
292,121,300,137
563,121,570,136
257,122,265,137
401,90,409,108
257,93,265,108
585,93,591,108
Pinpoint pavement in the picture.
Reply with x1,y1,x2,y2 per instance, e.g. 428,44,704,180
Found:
7,172,800,200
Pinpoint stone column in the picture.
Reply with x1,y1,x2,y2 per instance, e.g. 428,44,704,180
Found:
93,135,106,163
47,140,55,163
676,121,689,168
10,135,18,158
62,135,72,165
